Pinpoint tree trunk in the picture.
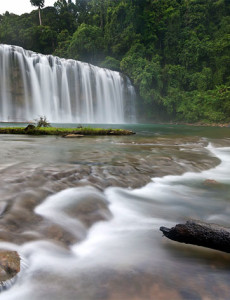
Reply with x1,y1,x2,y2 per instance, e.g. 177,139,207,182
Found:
100,0,105,32
38,6,42,26
160,220,230,253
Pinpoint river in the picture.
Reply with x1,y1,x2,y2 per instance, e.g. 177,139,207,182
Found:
0,124,230,300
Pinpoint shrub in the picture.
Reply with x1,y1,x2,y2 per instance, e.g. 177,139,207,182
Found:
35,116,51,127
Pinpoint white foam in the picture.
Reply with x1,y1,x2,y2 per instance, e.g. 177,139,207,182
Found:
1,144,230,299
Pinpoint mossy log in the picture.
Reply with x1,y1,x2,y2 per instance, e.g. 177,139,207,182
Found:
160,220,230,253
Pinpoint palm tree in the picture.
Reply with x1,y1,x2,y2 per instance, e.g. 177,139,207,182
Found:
30,0,45,26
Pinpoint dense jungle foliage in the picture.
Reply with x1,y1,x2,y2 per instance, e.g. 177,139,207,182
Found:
0,0,230,123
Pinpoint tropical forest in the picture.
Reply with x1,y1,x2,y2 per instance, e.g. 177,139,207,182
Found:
0,1,230,300
1,0,229,123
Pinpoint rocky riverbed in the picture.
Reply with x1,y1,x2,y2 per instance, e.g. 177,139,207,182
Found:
0,126,229,299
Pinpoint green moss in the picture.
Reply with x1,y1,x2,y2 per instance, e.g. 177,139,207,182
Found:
0,127,135,136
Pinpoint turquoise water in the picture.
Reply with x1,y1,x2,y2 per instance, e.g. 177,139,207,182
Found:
1,122,230,138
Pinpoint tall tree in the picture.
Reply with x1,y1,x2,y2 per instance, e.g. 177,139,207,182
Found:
90,0,107,31
30,0,45,26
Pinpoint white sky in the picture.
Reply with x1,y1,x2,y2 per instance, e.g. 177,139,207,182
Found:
0,0,57,15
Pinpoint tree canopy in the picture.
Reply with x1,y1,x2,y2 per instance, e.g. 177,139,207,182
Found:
30,0,45,7
0,0,229,123
30,0,45,25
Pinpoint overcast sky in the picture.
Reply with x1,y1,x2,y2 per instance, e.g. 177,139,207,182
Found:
0,0,57,15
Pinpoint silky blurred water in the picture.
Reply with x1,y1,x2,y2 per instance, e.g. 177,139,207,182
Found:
0,124,230,300
0,45,135,123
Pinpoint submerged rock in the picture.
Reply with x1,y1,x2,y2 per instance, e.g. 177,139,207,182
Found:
0,250,20,282
63,134,84,138
203,179,221,186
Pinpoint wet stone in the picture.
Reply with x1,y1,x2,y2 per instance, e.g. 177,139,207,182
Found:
0,250,20,282
63,134,84,138
203,179,221,186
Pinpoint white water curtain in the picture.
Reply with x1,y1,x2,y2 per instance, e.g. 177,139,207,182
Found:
0,44,136,123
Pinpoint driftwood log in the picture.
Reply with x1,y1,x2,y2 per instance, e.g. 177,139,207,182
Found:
160,220,230,253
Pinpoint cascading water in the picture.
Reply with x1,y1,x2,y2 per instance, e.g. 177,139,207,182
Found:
0,125,230,299
0,44,136,123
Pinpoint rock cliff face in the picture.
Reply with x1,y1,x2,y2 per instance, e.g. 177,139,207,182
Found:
0,44,136,123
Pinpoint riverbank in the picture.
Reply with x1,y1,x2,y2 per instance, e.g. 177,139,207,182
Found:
0,127,135,136
173,121,230,128
152,121,230,127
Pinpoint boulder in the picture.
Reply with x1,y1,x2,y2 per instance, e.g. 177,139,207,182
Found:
160,220,230,253
24,124,36,131
0,250,20,282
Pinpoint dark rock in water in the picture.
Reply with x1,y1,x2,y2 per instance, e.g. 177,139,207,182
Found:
65,192,112,228
108,129,135,135
24,124,36,131
160,220,230,253
0,250,20,282
41,224,79,246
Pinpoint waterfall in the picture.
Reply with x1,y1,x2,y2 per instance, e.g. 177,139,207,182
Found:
0,44,136,123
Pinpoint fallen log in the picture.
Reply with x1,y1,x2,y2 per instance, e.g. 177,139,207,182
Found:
160,220,230,253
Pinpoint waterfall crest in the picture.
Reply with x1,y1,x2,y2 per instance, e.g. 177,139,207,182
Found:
0,44,135,123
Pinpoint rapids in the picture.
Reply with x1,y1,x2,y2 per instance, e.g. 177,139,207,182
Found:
0,44,135,123
0,124,230,300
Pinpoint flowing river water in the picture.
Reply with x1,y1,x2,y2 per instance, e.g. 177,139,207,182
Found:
0,124,230,300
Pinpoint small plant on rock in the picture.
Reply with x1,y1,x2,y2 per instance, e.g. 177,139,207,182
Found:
35,116,51,127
